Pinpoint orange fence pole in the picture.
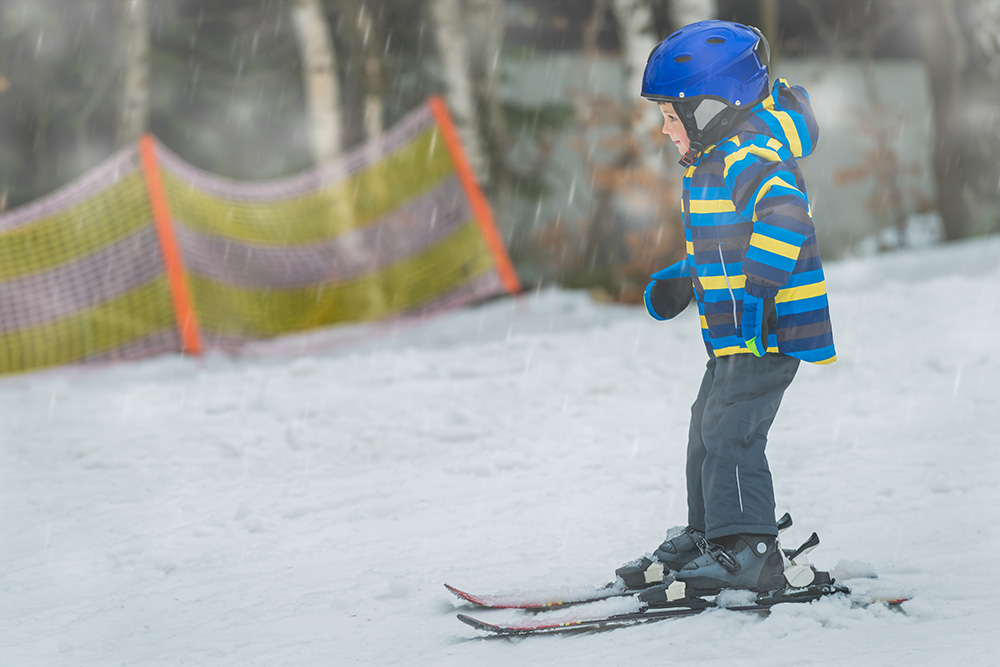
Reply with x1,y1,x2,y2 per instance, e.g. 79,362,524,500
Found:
428,96,522,296
138,134,204,355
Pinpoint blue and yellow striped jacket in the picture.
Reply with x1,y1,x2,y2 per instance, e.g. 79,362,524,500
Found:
681,79,836,364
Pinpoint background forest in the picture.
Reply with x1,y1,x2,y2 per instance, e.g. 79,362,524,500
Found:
1,0,999,298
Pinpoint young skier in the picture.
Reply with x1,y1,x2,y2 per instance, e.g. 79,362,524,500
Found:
618,20,836,602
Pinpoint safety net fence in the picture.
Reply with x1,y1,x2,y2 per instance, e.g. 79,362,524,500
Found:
0,97,520,376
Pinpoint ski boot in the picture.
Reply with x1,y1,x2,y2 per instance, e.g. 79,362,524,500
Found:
615,526,710,590
673,534,786,597
637,514,797,606
619,513,792,592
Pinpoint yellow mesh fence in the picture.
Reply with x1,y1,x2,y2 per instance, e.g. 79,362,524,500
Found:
0,147,180,375
164,127,454,245
0,171,151,280
0,99,518,376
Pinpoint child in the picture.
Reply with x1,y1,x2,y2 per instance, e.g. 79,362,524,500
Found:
618,20,836,601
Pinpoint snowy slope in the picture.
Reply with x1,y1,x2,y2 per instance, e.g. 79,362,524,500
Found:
2,238,999,666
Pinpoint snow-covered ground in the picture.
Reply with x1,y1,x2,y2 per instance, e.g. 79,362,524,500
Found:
2,237,999,666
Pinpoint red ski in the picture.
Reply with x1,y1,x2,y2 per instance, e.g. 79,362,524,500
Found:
444,581,628,610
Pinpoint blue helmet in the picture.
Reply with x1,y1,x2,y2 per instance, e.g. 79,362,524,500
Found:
642,21,770,164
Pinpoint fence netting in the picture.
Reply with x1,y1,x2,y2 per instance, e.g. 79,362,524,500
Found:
0,99,518,376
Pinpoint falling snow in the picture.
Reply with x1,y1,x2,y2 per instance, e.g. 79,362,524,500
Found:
1,237,999,665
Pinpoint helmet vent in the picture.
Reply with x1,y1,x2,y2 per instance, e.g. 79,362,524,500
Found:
674,55,692,63
706,37,725,44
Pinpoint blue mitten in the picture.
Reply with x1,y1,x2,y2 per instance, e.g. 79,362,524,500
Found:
741,281,778,357
644,260,692,321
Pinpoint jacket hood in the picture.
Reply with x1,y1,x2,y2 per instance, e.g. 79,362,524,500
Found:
735,78,819,159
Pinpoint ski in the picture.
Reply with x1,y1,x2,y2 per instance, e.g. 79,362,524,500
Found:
444,580,629,610
457,600,752,635
456,582,909,636
445,514,801,611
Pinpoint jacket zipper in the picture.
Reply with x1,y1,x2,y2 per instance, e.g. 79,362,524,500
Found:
718,244,739,327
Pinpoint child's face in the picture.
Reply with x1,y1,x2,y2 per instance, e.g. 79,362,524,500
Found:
658,103,690,156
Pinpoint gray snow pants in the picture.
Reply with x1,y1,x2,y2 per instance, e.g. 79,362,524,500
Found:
686,353,800,540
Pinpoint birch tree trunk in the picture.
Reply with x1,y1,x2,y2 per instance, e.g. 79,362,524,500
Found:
291,0,374,318
463,0,507,189
430,0,487,182
610,0,659,171
115,0,150,149
291,0,342,166
612,0,657,102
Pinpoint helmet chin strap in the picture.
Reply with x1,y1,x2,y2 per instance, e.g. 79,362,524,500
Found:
680,141,704,167
674,98,752,167
675,99,710,167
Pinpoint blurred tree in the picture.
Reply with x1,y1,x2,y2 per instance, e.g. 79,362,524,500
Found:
429,0,487,180
145,1,310,180
611,0,686,298
115,0,150,149
0,0,122,209
795,0,917,250
292,0,343,164
463,0,508,190
335,0,387,142
670,0,718,27
610,0,658,162
757,0,778,70
355,0,385,140
719,0,998,244
521,0,682,300
916,0,1000,240
0,0,448,208
575,0,614,274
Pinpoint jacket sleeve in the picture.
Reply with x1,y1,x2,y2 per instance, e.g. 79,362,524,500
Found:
650,258,689,280
723,136,814,291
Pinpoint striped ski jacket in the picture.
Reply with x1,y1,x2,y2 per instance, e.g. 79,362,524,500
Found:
681,79,836,364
